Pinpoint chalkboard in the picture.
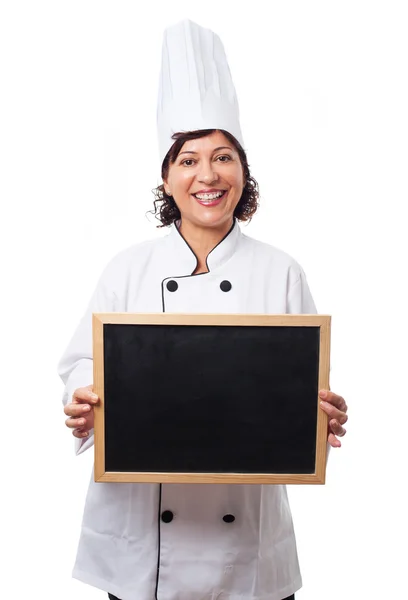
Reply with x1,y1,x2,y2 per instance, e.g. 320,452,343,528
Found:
92,313,331,484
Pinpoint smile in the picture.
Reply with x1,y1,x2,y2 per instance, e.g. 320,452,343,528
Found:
192,190,227,205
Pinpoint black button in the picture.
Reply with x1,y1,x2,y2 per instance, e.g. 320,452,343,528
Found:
222,514,235,523
161,510,174,523
166,280,178,292
220,280,232,292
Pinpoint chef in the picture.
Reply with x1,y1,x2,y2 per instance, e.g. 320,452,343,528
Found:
58,19,348,600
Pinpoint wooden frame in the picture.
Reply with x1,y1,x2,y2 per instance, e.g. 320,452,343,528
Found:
93,313,331,484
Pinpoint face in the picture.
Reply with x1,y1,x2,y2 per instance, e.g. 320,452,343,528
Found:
163,131,245,231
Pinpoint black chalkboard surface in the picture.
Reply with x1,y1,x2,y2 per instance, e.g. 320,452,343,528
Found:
92,313,331,484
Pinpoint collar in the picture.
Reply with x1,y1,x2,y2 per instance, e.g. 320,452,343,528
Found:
167,218,242,274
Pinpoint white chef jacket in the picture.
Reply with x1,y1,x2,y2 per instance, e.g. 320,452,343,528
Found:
58,218,318,600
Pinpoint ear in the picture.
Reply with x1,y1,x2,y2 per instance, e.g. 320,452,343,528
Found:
162,179,171,196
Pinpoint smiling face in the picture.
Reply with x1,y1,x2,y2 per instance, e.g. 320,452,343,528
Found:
163,131,245,232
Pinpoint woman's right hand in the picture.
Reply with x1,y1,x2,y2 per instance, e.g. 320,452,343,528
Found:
64,384,99,438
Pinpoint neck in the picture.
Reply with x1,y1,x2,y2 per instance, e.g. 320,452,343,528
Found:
178,218,234,272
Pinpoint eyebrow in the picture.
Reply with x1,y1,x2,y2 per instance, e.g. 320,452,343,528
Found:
178,146,234,156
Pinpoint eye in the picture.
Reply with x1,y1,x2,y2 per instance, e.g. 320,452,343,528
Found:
180,159,196,166
216,155,232,162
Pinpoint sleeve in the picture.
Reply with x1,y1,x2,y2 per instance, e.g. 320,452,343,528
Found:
287,265,317,315
57,262,118,455
286,264,331,465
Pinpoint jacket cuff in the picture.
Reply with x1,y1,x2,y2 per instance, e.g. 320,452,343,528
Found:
75,428,95,455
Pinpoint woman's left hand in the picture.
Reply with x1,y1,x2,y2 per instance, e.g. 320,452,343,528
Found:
319,390,348,448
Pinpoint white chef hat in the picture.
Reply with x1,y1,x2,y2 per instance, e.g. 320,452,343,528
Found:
157,19,244,165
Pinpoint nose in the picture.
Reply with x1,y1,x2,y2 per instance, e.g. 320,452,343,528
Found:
197,160,219,185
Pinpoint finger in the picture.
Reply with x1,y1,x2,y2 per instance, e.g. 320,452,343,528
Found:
65,416,89,429
73,387,99,405
328,432,342,448
320,400,348,425
64,403,92,417
319,390,348,413
73,428,90,439
329,418,347,437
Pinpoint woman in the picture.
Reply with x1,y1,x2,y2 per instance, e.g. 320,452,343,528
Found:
59,21,348,600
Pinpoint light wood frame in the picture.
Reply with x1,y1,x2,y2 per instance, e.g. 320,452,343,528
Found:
93,313,331,484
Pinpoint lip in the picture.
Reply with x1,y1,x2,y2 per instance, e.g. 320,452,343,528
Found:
192,190,227,207
193,188,227,194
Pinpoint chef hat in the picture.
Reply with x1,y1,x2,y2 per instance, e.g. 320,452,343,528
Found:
157,19,244,164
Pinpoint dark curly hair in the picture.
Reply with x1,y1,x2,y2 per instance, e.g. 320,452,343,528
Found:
150,129,259,227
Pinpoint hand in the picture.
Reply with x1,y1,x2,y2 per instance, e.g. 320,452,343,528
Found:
64,384,99,439
319,389,348,448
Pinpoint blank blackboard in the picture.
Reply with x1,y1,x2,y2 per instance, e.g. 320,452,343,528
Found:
92,313,331,484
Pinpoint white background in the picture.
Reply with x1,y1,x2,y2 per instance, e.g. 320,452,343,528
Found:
1,1,407,599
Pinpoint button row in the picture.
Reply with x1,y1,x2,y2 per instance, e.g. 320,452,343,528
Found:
161,511,235,523
166,280,232,292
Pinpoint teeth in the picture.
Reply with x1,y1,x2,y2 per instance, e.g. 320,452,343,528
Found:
195,191,224,200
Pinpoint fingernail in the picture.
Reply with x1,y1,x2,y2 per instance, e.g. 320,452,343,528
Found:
319,390,327,399
320,401,329,408
78,419,85,426
82,431,89,437
90,392,98,400
82,405,91,412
